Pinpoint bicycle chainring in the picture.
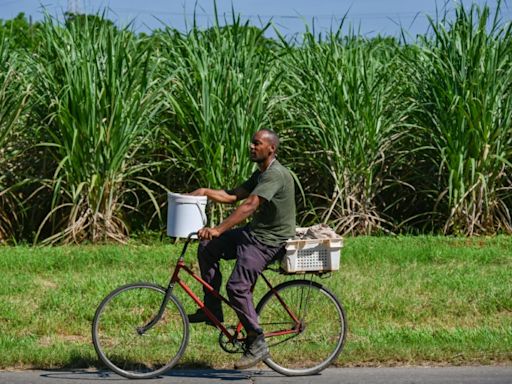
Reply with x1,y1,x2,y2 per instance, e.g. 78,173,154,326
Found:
218,326,245,354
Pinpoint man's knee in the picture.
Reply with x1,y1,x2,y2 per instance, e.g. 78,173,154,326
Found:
226,275,252,299
227,266,257,301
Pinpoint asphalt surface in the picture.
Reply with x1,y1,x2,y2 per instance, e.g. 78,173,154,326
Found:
0,366,511,384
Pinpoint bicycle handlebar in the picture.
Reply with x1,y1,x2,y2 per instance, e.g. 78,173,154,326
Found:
186,232,198,241
178,232,198,260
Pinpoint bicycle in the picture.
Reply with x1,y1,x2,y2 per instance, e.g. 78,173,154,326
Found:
92,232,347,379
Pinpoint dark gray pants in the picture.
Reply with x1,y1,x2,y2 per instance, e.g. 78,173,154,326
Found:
198,227,284,333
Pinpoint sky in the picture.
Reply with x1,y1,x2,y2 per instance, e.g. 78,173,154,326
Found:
0,0,509,39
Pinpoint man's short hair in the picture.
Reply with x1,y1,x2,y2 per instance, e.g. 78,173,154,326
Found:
258,129,280,151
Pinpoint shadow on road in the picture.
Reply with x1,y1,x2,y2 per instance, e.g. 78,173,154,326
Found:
39,368,283,381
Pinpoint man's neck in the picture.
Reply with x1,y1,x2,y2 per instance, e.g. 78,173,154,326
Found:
258,156,276,172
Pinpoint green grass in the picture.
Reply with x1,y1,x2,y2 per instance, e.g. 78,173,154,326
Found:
0,236,510,369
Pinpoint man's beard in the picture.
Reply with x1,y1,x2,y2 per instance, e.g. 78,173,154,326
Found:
250,154,264,163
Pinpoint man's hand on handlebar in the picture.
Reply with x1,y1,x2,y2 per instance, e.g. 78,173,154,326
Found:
197,227,221,240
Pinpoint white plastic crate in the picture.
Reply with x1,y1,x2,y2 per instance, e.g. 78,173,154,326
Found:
281,237,343,273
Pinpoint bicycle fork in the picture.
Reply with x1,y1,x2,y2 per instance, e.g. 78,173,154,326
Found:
137,241,192,335
136,282,177,335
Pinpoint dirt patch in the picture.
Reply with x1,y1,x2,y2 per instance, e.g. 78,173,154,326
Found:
35,278,58,290
38,334,89,347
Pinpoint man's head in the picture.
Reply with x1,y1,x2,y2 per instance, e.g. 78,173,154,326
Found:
250,129,279,164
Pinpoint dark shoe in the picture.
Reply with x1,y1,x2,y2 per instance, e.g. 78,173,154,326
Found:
187,309,223,325
234,334,269,370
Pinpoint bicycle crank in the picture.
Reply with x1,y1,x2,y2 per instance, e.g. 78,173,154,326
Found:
218,326,245,354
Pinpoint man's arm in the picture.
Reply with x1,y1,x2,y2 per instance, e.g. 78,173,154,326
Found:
189,187,249,204
197,194,262,240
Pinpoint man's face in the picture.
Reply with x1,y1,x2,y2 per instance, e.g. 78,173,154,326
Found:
250,131,274,163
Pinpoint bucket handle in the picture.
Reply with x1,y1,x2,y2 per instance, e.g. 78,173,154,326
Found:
195,202,207,226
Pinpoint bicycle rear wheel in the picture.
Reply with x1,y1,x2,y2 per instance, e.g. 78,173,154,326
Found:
256,279,346,376
92,282,189,379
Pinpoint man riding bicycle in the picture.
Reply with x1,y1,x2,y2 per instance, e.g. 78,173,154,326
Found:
188,128,296,369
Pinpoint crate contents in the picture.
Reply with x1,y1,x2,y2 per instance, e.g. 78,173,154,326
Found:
282,225,343,273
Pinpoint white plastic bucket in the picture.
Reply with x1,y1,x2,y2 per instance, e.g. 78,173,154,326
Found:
167,192,207,238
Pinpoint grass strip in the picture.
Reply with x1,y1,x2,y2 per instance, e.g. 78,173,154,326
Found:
0,235,510,369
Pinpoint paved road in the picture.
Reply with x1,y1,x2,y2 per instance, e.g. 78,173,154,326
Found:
0,367,511,384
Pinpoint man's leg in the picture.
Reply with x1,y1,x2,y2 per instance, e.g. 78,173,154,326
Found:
226,230,283,368
189,228,243,323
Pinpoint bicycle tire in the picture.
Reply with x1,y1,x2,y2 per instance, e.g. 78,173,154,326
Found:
256,279,347,376
92,282,189,379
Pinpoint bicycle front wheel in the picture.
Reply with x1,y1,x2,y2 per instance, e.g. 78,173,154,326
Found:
92,282,189,379
256,279,347,376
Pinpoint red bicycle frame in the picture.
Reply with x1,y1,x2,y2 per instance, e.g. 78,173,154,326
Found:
166,233,302,344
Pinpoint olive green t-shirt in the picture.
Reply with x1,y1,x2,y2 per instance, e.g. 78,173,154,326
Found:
241,159,296,247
